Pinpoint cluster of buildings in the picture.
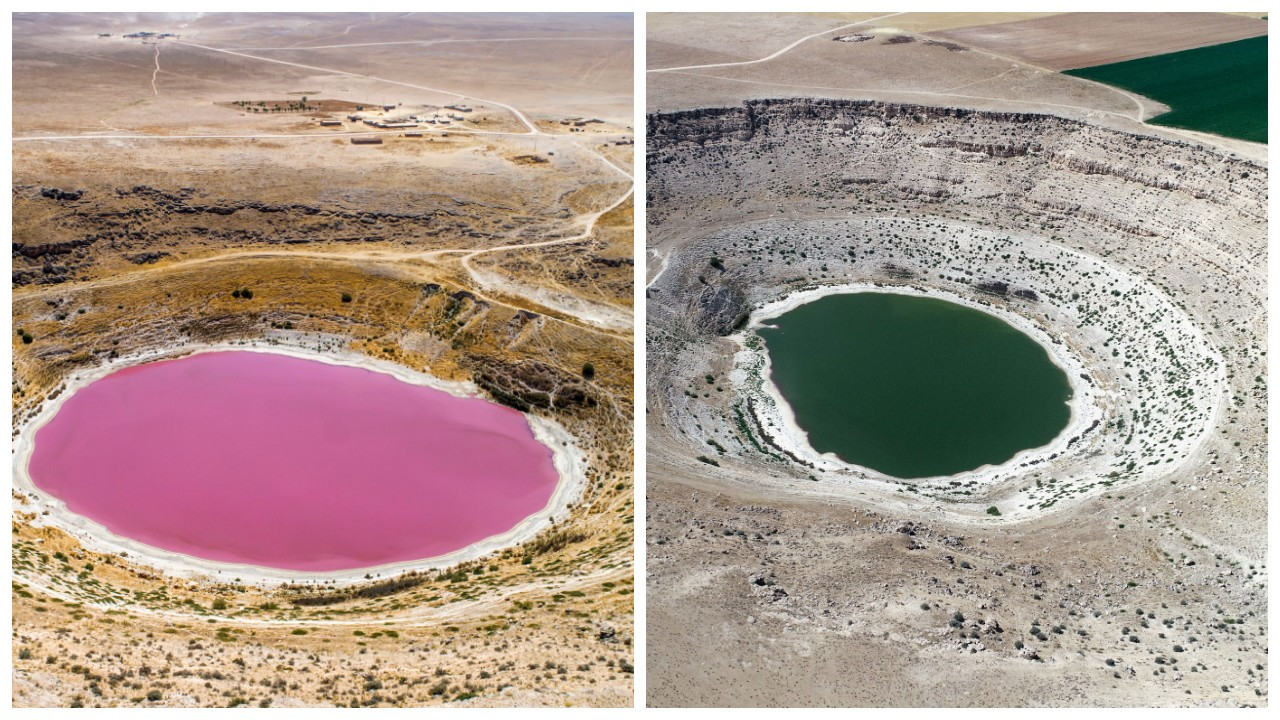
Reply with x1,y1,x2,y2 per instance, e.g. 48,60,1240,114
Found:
361,118,418,129
324,105,477,130
121,30,179,39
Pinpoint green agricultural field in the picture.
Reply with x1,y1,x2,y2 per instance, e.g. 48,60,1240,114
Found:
1065,35,1267,143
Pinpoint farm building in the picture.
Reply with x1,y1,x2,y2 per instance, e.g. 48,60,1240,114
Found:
350,137,383,145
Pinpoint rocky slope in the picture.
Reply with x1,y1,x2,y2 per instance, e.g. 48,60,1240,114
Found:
646,100,1266,707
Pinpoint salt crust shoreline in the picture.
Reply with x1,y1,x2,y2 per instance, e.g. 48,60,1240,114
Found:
736,283,1101,492
12,341,587,586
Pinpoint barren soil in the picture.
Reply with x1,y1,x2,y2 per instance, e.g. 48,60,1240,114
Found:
932,12,1269,70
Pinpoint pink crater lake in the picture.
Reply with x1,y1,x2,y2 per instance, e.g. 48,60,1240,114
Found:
28,351,562,572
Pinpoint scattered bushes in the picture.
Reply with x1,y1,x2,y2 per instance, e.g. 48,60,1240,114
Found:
523,528,589,558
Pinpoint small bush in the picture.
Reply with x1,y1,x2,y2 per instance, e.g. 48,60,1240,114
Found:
986,506,1001,516
582,362,595,380
341,293,352,303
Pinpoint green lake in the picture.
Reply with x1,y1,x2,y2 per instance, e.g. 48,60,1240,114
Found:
758,292,1072,479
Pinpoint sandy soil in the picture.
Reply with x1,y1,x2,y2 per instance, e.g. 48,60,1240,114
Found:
932,12,1269,70
14,12,632,133
646,12,888,70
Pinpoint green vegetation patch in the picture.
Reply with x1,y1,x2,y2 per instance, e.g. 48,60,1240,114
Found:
1065,36,1267,143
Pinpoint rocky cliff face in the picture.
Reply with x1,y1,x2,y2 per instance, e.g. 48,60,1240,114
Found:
692,282,747,337
646,100,1266,305
647,100,1264,220
10,183,525,286
648,99,1052,151
646,99,1264,509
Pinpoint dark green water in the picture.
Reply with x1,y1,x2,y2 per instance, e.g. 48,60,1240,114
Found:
758,292,1072,479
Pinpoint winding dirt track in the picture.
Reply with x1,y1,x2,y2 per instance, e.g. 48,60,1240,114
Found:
223,36,632,51
13,33,636,339
648,12,905,73
149,44,160,95
18,559,632,628
10,176,634,340
647,12,1262,154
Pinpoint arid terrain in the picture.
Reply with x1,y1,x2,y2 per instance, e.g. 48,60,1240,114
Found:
646,13,1266,707
12,12,634,708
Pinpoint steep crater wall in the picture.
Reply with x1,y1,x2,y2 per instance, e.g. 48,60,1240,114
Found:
647,100,1266,520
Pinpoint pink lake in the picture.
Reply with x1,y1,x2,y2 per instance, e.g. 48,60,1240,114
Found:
27,351,562,572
